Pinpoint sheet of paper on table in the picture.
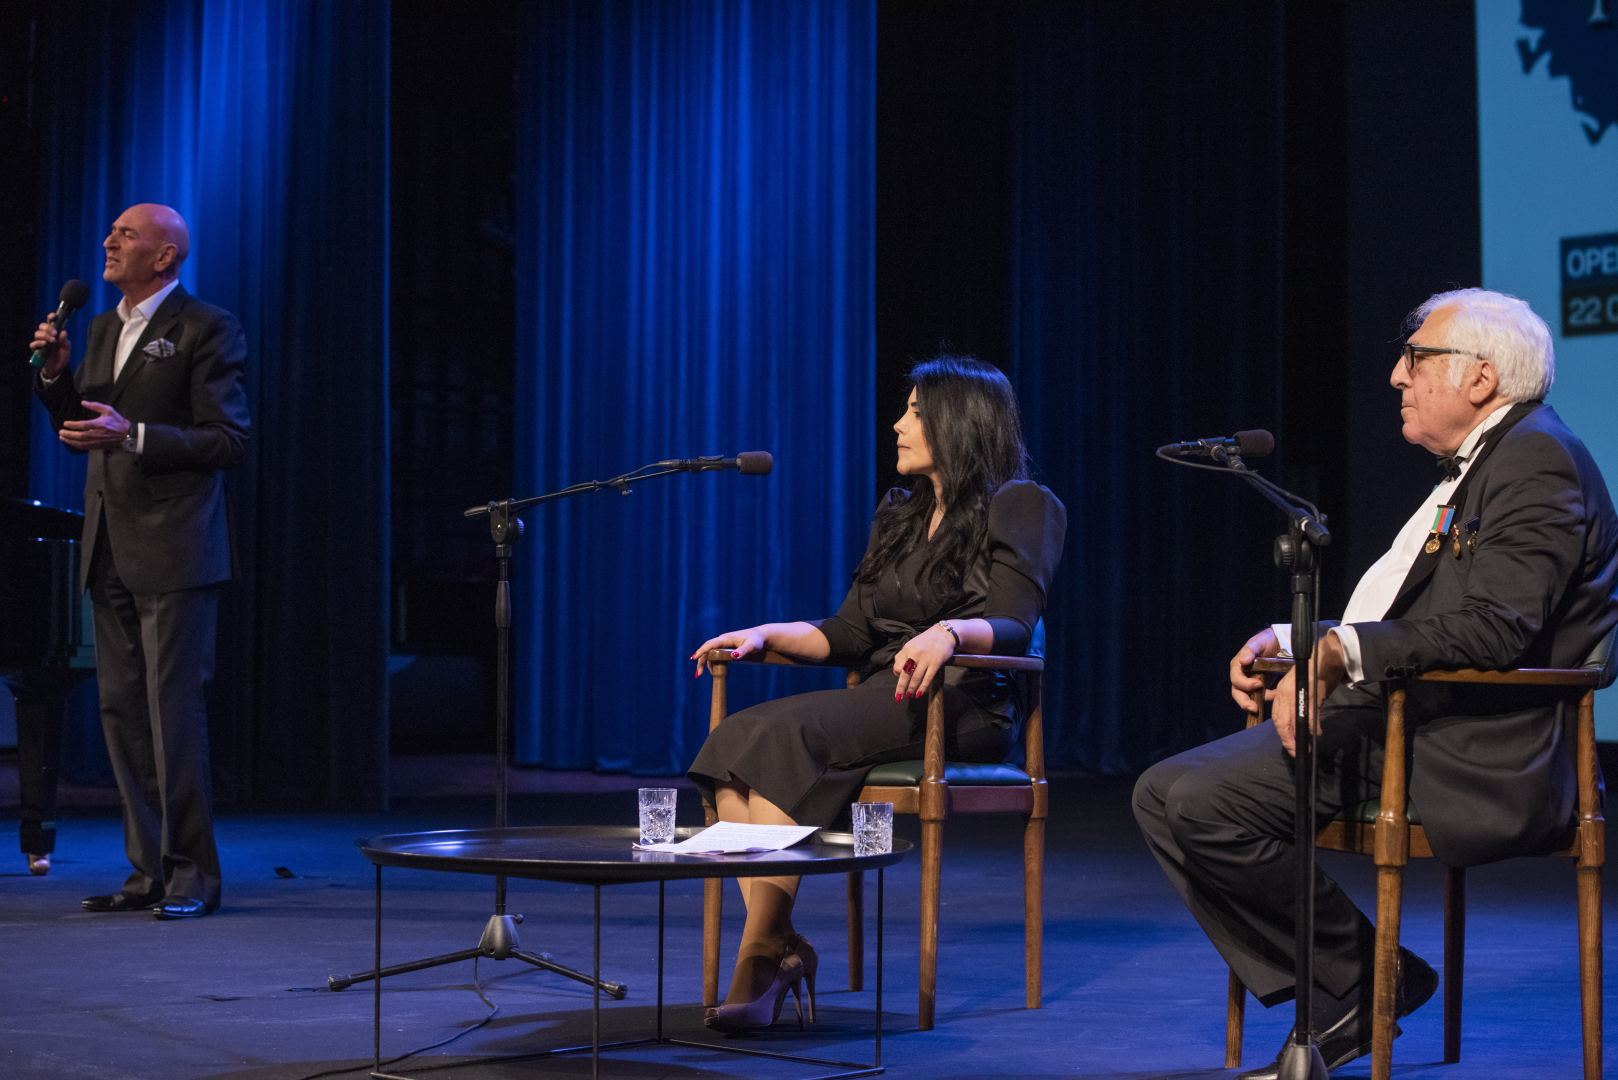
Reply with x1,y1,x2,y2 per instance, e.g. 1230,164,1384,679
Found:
632,821,820,855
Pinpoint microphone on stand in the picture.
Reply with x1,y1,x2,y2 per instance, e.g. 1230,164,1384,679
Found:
28,280,91,369
656,451,773,475
1157,429,1274,464
464,452,774,517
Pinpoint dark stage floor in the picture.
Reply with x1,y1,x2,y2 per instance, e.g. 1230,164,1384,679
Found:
0,766,1612,1078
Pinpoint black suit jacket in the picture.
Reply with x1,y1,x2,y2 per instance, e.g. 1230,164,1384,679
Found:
36,284,251,594
1340,403,1618,867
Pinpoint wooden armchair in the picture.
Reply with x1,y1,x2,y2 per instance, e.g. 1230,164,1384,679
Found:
700,648,1047,1030
1224,642,1611,1080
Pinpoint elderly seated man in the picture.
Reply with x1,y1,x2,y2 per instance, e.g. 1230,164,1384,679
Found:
1133,287,1618,1078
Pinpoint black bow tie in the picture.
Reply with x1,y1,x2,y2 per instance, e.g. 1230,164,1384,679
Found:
1436,455,1462,482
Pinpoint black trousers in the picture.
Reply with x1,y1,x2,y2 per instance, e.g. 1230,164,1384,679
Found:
88,525,222,906
1131,684,1390,1006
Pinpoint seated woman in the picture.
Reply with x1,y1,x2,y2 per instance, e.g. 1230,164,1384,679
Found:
688,355,1066,1032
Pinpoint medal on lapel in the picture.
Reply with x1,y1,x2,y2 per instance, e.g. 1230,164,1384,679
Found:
1425,504,1455,556
1451,525,1463,559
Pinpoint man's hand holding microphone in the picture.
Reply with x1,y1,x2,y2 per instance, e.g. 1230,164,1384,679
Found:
28,281,133,451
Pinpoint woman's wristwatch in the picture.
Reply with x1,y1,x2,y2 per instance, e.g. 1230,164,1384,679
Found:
936,620,961,649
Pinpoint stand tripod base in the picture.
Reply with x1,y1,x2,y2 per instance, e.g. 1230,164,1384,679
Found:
328,912,628,998
1275,1040,1328,1080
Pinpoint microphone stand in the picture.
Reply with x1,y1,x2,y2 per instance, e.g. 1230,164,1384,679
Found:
1160,446,1331,1080
326,461,693,998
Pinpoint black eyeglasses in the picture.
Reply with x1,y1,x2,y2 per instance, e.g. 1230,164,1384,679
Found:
1398,343,1486,378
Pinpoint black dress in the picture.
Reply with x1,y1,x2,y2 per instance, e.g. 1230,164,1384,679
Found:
688,479,1066,828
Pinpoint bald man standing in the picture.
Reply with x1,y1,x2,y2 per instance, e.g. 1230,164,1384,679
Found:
31,203,249,919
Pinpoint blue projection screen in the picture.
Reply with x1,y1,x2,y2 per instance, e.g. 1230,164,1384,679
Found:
1477,0,1618,739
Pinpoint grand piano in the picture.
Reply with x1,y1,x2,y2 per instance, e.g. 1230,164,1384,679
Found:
1,496,96,864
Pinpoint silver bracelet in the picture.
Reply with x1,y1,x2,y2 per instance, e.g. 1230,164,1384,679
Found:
936,620,960,649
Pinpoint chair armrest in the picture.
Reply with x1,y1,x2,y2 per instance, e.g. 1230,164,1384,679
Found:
702,649,814,668
1250,654,1600,688
950,653,1045,673
702,648,1044,673
1411,667,1601,688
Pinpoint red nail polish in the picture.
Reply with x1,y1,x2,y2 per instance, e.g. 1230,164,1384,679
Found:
894,693,902,703
731,649,742,658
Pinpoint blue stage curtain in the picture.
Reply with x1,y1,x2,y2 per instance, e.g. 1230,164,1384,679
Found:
30,0,392,807
513,0,876,771
1009,6,1290,773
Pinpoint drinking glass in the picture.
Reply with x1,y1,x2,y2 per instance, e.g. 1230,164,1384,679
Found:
851,801,893,856
638,787,678,845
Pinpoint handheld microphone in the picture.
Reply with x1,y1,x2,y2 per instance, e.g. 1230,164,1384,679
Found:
1158,429,1274,463
29,280,91,369
656,451,773,475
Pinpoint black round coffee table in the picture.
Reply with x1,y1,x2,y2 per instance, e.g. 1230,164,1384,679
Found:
357,825,910,1079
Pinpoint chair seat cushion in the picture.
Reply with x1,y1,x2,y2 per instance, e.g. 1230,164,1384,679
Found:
862,760,1032,787
1338,798,1421,825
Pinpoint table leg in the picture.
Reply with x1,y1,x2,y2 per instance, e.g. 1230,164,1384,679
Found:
373,865,382,1075
593,883,601,1080
657,880,666,1043
876,867,884,1068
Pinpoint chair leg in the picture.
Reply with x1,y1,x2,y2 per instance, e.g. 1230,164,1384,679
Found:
1442,866,1465,1064
1370,865,1405,1080
1225,969,1246,1069
701,801,721,1008
918,817,942,1030
846,870,865,992
1576,863,1602,1080
702,877,722,1008
1024,814,1044,1009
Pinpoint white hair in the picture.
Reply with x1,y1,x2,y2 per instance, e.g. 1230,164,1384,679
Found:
1408,287,1554,402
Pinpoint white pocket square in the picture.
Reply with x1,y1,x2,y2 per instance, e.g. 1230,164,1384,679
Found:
142,338,177,359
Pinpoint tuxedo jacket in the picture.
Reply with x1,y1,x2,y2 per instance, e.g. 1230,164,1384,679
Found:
1334,402,1618,867
37,285,250,595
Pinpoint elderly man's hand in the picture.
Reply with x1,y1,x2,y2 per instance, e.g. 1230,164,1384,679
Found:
1269,630,1348,756
59,401,132,452
1229,626,1281,716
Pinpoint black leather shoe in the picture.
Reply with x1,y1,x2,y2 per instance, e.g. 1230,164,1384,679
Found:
81,891,162,913
1236,949,1439,1079
153,896,215,920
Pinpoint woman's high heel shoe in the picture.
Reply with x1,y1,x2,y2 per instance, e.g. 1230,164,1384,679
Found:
705,952,806,1034
784,933,818,1025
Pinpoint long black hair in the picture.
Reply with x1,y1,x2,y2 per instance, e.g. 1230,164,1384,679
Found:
854,356,1031,600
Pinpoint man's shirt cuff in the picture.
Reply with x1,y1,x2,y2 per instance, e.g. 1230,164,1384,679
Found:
1329,624,1366,684
1269,623,1367,685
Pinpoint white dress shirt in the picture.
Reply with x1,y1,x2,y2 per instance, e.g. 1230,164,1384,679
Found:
112,279,181,454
